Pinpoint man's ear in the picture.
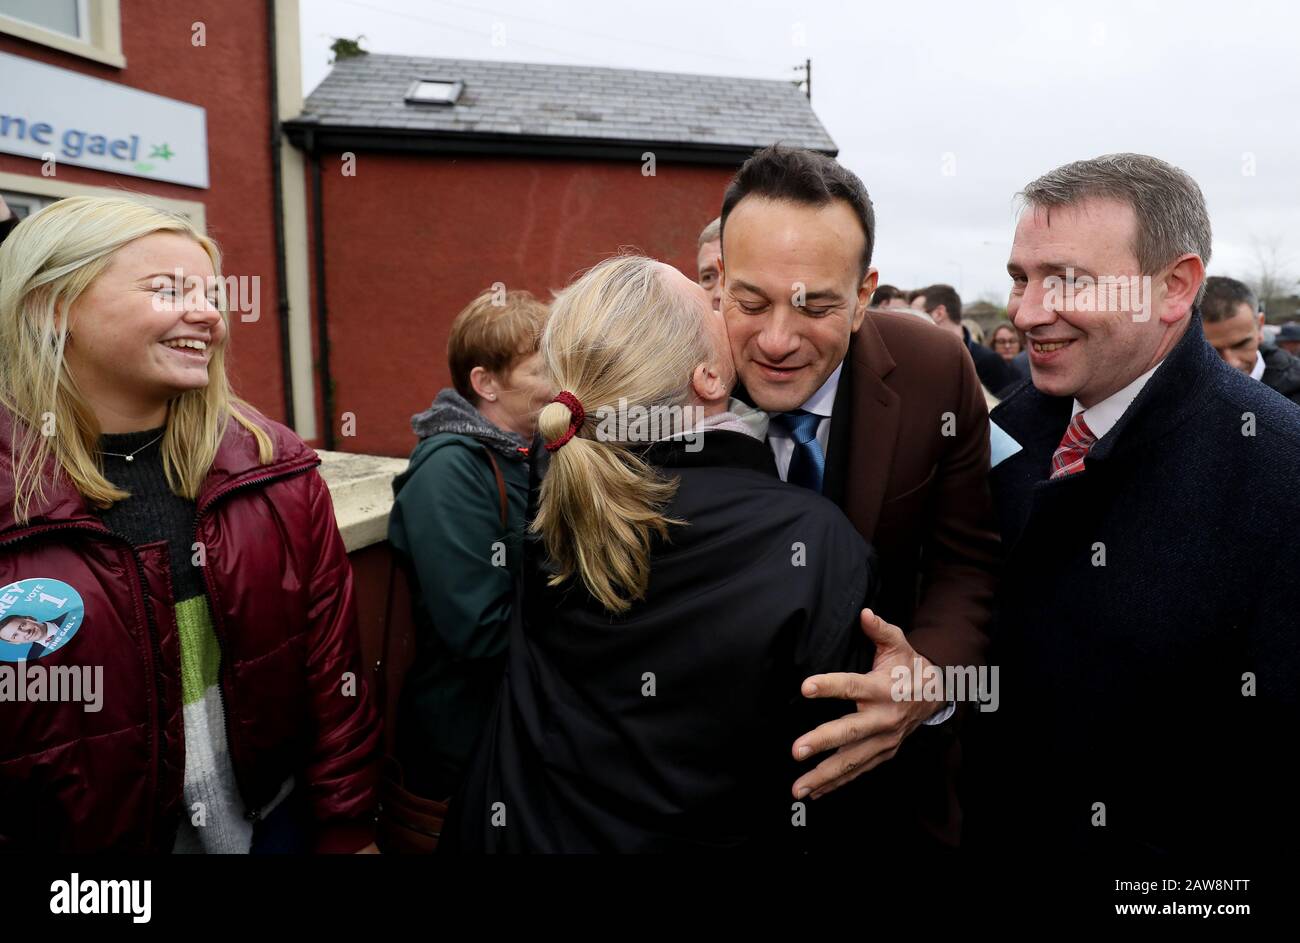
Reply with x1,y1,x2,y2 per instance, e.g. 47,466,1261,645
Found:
1160,253,1205,325
852,267,878,332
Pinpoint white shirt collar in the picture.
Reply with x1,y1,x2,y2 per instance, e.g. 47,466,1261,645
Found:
1070,359,1165,440
1250,349,1266,381
799,362,842,417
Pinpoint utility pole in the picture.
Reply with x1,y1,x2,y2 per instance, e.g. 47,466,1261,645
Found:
793,59,811,100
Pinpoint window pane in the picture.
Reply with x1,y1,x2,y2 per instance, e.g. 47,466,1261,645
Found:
409,81,457,103
0,0,81,39
0,190,56,219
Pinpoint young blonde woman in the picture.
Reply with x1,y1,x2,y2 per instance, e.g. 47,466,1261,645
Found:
443,255,878,852
0,196,379,853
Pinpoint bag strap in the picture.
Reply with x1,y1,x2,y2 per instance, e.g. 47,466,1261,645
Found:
378,445,508,762
482,448,508,530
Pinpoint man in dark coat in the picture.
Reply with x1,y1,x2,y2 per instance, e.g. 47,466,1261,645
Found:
1261,339,1300,404
1202,274,1300,407
913,283,1018,394
967,153,1300,856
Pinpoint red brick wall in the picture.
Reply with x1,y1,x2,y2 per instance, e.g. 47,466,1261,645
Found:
0,0,285,423
314,151,734,457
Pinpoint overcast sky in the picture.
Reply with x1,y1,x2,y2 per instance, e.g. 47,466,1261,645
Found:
300,0,1300,306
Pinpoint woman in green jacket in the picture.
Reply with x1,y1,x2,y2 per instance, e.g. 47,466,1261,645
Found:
387,289,550,802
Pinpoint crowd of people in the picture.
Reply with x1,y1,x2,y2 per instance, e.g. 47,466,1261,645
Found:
0,144,1296,858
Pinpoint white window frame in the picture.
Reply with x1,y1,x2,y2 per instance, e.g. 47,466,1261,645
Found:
0,188,54,218
404,78,464,106
0,171,206,231
0,0,125,68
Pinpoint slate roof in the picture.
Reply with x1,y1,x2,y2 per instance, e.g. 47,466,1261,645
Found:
288,53,836,156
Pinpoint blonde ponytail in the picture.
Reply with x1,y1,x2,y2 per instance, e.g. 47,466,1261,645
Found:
533,255,714,614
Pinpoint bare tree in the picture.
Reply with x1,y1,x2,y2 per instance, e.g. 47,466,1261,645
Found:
1248,235,1298,319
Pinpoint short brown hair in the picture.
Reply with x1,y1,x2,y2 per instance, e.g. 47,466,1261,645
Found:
447,288,549,404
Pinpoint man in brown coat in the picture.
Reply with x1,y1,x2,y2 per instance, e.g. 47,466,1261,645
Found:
718,145,1000,846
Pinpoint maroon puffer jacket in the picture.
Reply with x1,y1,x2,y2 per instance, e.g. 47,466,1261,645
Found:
0,409,380,852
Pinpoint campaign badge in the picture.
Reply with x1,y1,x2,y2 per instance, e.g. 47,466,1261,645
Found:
0,578,85,661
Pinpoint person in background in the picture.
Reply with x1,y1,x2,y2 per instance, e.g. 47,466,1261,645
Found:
1202,275,1300,406
0,196,380,853
869,284,908,308
912,283,1016,393
990,321,1030,383
445,254,875,852
696,216,722,310
989,322,1021,362
388,288,551,803
1277,323,1300,357
871,284,931,321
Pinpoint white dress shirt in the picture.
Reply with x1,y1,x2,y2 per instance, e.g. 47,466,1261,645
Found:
765,361,952,726
1070,359,1166,440
767,363,841,480
1250,350,1266,381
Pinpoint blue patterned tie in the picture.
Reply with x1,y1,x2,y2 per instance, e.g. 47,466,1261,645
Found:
773,410,825,493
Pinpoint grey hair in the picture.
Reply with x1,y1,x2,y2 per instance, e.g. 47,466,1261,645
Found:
1018,153,1212,304
697,215,721,248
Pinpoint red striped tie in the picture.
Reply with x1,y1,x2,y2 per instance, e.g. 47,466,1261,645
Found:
1049,413,1096,480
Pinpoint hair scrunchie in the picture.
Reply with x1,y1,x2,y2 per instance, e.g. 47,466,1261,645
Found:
544,391,586,452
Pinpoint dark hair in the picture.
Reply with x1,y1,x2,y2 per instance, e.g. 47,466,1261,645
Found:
870,284,906,306
719,144,876,277
916,283,962,321
1201,276,1259,323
